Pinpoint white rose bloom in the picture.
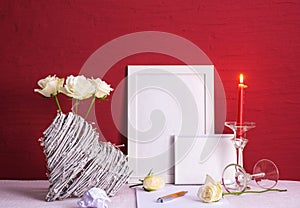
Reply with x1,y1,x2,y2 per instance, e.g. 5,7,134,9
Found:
197,175,223,203
143,175,165,191
34,75,64,97
61,75,95,100
89,78,113,99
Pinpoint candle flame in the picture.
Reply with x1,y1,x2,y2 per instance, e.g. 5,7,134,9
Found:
239,74,244,84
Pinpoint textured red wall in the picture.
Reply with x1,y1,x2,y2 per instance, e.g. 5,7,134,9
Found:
0,0,299,180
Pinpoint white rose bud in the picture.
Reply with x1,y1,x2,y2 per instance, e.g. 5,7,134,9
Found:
143,174,165,191
61,75,95,100
89,78,114,99
197,175,223,203
34,75,64,97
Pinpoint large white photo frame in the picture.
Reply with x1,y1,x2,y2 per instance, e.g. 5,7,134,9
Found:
127,65,214,183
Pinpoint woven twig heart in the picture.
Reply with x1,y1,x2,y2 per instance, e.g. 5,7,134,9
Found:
40,112,132,201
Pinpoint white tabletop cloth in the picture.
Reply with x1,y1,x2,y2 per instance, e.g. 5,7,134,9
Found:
0,180,299,208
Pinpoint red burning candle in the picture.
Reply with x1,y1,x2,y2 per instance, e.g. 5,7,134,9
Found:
237,74,248,126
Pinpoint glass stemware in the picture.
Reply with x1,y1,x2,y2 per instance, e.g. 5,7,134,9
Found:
222,159,279,192
224,121,256,168
222,121,279,192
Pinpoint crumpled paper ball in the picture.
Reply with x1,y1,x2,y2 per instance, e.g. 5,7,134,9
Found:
77,187,111,208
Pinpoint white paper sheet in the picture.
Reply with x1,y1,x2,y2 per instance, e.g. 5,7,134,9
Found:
136,184,234,208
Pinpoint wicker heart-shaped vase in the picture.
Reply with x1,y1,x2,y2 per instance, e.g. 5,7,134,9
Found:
39,112,132,201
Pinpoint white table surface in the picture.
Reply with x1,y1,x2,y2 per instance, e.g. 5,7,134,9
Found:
0,180,299,208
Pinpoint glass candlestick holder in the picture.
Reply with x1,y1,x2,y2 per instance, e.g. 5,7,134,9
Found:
222,121,280,193
224,121,256,167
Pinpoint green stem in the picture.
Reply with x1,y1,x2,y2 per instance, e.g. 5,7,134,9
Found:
129,183,143,188
223,188,287,196
54,95,62,113
75,99,79,114
84,95,96,119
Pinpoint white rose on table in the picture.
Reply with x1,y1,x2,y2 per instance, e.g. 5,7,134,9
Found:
143,173,165,191
61,75,95,100
129,170,165,191
197,175,223,203
89,78,114,99
34,75,64,97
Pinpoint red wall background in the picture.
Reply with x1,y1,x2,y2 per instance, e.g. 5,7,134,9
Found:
0,0,299,180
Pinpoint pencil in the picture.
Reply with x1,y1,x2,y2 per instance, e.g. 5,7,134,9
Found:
156,191,188,203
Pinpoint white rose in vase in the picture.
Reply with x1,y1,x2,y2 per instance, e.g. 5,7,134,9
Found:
61,75,95,100
34,75,64,97
34,74,114,116
89,78,114,99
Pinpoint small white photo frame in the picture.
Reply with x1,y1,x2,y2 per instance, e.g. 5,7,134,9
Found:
127,65,214,183
174,134,236,184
